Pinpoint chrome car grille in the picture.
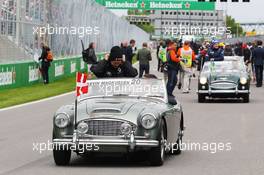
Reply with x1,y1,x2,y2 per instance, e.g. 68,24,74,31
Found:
84,119,136,136
210,82,237,90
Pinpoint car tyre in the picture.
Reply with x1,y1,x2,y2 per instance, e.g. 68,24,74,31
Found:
198,94,206,103
53,148,71,166
243,94,250,103
149,121,165,166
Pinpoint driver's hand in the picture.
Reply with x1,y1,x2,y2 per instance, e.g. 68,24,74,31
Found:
105,54,109,61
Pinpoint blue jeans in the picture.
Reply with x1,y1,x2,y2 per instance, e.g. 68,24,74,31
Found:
167,66,178,96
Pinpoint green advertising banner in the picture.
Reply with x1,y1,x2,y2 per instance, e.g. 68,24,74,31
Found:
96,0,215,11
0,53,106,90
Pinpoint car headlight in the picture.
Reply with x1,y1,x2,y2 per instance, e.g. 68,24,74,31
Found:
120,123,132,135
240,77,247,85
54,113,70,128
77,122,89,134
141,114,157,129
200,77,207,85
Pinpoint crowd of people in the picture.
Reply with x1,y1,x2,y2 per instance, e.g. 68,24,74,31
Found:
39,37,264,97
156,38,264,98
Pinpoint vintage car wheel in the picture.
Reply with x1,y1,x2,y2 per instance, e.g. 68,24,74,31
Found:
149,120,166,166
242,94,250,103
53,149,71,166
198,94,206,103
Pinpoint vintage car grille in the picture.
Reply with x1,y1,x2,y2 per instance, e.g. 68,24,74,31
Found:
210,82,237,90
84,119,136,136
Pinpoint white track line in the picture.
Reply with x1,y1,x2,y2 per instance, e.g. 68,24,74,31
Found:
0,91,75,112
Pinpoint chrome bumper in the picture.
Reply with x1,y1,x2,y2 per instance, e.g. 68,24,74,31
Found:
198,89,249,95
53,132,159,150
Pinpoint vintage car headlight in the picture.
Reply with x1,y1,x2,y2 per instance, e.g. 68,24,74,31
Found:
200,77,207,85
120,123,132,135
54,113,70,128
77,122,89,134
240,77,247,85
141,114,157,129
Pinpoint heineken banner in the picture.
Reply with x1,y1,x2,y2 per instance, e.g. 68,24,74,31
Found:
0,53,106,90
95,0,215,11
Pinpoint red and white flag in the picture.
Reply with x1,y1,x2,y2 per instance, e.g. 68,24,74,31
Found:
76,72,88,97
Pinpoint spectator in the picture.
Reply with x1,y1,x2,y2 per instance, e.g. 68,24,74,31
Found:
252,40,264,87
166,41,181,97
137,42,152,78
90,46,138,78
84,42,97,64
177,41,196,93
126,40,136,64
157,41,163,72
39,43,52,84
224,43,234,56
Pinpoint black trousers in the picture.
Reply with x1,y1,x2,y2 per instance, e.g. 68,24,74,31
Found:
255,65,263,87
139,64,150,78
41,62,50,84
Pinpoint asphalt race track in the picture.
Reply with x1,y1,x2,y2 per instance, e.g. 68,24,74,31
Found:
0,56,264,175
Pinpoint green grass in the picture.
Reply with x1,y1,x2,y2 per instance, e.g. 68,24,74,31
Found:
0,76,76,109
0,60,139,109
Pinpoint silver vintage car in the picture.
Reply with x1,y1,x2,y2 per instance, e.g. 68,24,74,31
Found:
197,56,250,103
52,78,184,166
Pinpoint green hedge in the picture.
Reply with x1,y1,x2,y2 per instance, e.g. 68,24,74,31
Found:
0,53,106,90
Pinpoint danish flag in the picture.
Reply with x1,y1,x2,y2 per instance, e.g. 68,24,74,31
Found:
76,72,88,97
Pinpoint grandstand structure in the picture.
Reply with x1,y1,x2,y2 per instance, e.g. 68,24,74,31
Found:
0,0,49,62
0,0,149,63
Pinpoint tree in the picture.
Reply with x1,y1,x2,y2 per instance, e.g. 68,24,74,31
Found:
226,15,243,37
136,24,155,34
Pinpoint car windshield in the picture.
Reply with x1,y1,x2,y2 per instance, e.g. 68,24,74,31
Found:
81,78,167,101
203,61,242,74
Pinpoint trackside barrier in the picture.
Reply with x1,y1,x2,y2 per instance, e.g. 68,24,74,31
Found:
0,53,106,90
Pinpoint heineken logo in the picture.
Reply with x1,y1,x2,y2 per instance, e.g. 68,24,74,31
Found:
98,1,215,11
105,1,137,8
149,2,183,9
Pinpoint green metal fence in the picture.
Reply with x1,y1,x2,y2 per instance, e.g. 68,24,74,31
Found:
0,53,106,90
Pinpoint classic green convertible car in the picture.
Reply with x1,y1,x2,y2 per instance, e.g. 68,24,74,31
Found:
52,78,184,166
198,56,250,103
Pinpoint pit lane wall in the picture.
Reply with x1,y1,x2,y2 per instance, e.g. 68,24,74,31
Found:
0,53,105,90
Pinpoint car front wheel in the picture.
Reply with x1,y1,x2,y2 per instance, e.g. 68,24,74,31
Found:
198,94,206,103
242,94,250,103
148,121,166,166
53,148,71,166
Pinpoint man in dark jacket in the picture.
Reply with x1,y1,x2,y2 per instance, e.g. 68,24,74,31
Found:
39,43,51,84
90,46,138,78
126,39,136,64
84,42,97,64
208,42,224,61
252,40,264,87
137,42,152,78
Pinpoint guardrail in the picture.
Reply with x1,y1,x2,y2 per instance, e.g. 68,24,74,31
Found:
0,53,106,90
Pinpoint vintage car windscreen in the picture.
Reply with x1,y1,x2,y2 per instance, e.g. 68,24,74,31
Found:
202,61,242,74
81,78,167,100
